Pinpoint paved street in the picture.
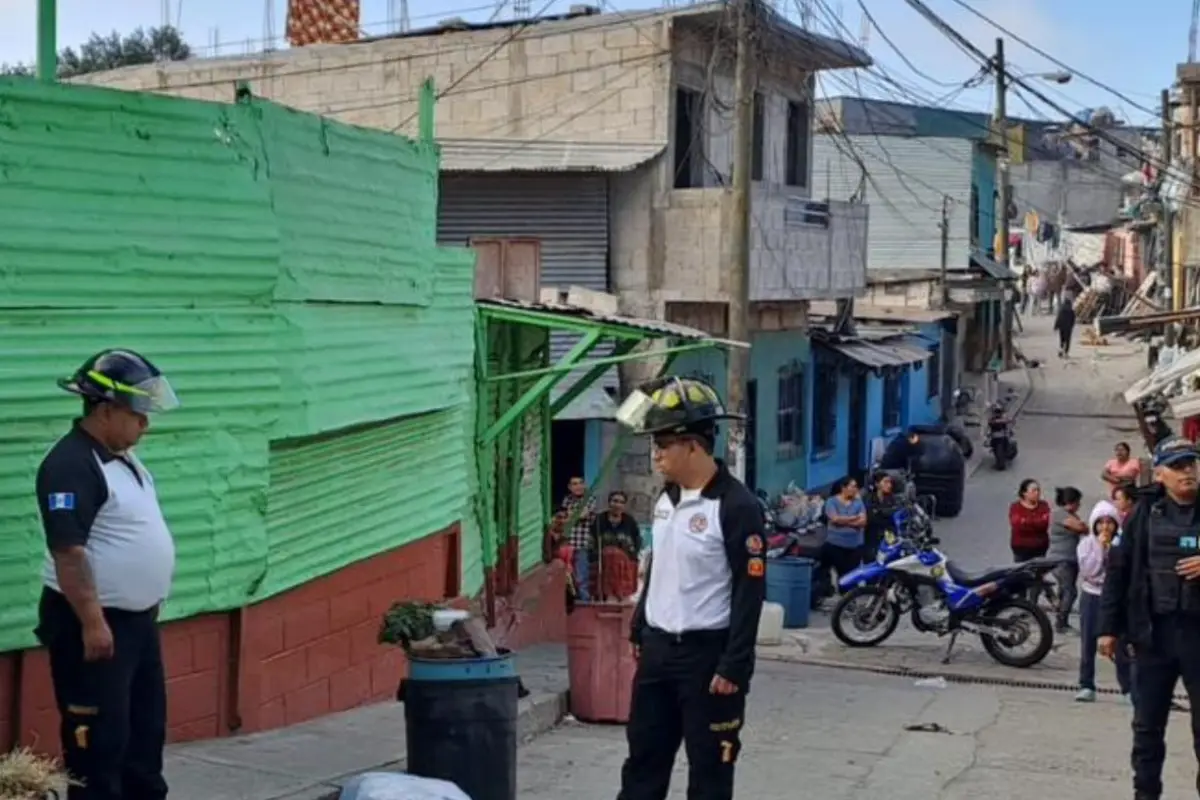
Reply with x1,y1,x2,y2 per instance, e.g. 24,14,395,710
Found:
524,661,1198,799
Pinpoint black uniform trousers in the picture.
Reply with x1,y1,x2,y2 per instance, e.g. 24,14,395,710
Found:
1132,614,1200,798
618,628,744,800
36,589,168,800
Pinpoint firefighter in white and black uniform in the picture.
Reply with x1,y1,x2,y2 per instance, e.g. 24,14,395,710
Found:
615,376,766,800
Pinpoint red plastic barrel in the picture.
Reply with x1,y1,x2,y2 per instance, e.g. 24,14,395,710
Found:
566,602,638,723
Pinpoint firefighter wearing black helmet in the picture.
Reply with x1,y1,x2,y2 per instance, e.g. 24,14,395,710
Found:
615,376,766,800
34,349,180,800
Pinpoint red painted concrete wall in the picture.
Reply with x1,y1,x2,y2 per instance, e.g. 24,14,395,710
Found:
0,524,566,753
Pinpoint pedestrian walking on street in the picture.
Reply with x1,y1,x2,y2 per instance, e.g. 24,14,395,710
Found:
1049,487,1089,633
1053,297,1076,358
35,349,180,800
1099,436,1200,800
1076,503,1131,702
616,376,765,800
822,477,868,582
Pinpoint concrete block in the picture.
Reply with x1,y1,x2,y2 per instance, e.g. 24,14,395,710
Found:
603,27,641,50
565,287,620,315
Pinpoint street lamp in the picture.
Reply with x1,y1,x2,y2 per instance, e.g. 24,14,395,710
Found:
1014,69,1073,86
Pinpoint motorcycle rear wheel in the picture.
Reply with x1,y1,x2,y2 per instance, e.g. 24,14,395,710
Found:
978,597,1053,668
831,585,900,647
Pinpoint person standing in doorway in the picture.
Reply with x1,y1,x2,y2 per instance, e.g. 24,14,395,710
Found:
561,476,596,603
822,477,867,582
590,491,643,601
616,376,765,800
1100,436,1200,799
1049,487,1089,633
1103,441,1142,498
1054,295,1077,358
35,349,180,800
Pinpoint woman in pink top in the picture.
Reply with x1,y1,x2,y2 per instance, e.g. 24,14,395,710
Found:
1101,441,1141,498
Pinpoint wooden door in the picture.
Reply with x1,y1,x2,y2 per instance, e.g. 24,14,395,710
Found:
470,238,542,303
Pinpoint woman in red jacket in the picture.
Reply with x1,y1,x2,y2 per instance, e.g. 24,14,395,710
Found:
1009,478,1052,562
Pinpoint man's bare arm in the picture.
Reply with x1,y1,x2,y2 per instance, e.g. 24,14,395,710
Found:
52,547,104,627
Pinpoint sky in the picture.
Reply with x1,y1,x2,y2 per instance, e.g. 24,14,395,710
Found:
0,0,1185,127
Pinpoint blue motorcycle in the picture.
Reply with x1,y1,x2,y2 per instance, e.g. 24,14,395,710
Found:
830,503,1056,668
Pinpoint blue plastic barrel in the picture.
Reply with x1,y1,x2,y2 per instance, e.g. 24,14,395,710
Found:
401,652,519,800
765,557,814,628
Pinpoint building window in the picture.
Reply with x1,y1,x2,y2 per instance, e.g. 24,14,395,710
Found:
882,282,907,296
751,92,765,182
811,362,837,452
674,87,704,189
969,184,980,246
927,348,941,400
883,372,903,430
785,100,809,188
776,365,804,458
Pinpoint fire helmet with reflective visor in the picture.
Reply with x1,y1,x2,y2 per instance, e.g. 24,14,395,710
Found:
616,375,741,440
58,349,181,415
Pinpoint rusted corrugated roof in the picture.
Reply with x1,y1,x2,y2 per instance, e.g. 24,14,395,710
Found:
437,139,665,173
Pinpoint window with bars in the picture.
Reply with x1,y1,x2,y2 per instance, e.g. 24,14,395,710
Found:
811,362,838,453
776,365,804,459
883,372,904,430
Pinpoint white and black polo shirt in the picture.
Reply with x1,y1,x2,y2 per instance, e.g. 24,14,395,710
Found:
36,422,176,612
632,462,766,687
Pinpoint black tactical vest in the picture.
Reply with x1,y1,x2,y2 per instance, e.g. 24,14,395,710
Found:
1146,500,1200,615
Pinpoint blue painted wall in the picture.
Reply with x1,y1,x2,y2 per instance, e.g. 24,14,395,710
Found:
804,348,851,492
972,143,998,256
672,330,811,495
905,322,945,427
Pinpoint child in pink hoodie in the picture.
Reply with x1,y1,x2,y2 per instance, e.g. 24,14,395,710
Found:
1076,500,1133,702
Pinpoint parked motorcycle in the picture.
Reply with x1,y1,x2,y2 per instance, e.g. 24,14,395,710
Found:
986,404,1018,470
830,502,1056,668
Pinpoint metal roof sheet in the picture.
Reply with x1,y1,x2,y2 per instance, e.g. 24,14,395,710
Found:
970,252,1018,281
438,139,665,173
478,297,748,347
809,301,956,324
819,337,933,369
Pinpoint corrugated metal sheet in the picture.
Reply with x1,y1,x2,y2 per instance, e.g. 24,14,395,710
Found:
274,247,476,439
479,297,747,345
810,300,955,324
437,139,664,173
262,103,441,305
0,79,279,307
438,173,615,390
257,407,470,598
0,80,479,648
812,134,974,273
817,337,932,368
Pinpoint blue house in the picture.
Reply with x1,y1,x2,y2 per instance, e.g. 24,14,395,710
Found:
802,302,960,492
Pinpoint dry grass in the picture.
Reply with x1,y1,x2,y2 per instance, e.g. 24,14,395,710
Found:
0,748,70,799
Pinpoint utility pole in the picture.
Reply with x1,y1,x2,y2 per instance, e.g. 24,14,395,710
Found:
993,37,1014,370
37,0,57,83
939,195,950,308
1162,88,1179,313
726,0,755,482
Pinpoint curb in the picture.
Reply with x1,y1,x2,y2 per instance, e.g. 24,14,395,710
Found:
281,690,570,800
757,648,1190,701
967,362,1035,479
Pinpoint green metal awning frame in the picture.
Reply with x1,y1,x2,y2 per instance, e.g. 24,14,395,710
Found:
476,302,747,445
471,300,746,615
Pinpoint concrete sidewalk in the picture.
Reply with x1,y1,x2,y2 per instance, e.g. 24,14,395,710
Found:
163,644,569,800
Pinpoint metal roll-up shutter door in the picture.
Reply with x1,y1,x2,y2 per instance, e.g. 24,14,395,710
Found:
437,173,618,402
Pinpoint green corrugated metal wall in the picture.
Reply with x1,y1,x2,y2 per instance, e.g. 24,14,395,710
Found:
0,79,477,651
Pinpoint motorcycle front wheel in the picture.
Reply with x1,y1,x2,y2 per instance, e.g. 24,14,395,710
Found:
978,597,1053,668
831,585,900,647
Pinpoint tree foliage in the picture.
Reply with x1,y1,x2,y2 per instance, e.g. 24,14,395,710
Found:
1,25,191,78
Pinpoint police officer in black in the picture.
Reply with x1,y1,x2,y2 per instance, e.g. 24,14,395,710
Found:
1100,435,1200,799
35,350,180,800
614,376,766,800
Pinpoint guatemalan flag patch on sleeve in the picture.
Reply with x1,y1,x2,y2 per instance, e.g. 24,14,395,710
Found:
47,493,76,511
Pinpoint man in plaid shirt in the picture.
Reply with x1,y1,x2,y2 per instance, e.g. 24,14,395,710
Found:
562,476,596,601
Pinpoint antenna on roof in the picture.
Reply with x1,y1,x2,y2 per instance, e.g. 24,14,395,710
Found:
513,0,532,17
858,10,870,49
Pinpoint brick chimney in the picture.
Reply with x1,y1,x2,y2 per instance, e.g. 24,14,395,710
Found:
286,0,361,47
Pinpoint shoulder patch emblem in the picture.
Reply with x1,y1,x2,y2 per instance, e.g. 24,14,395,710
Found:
746,535,764,555
747,557,765,578
47,493,75,512
688,513,709,533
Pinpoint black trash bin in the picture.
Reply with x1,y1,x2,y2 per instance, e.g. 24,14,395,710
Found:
400,652,519,800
